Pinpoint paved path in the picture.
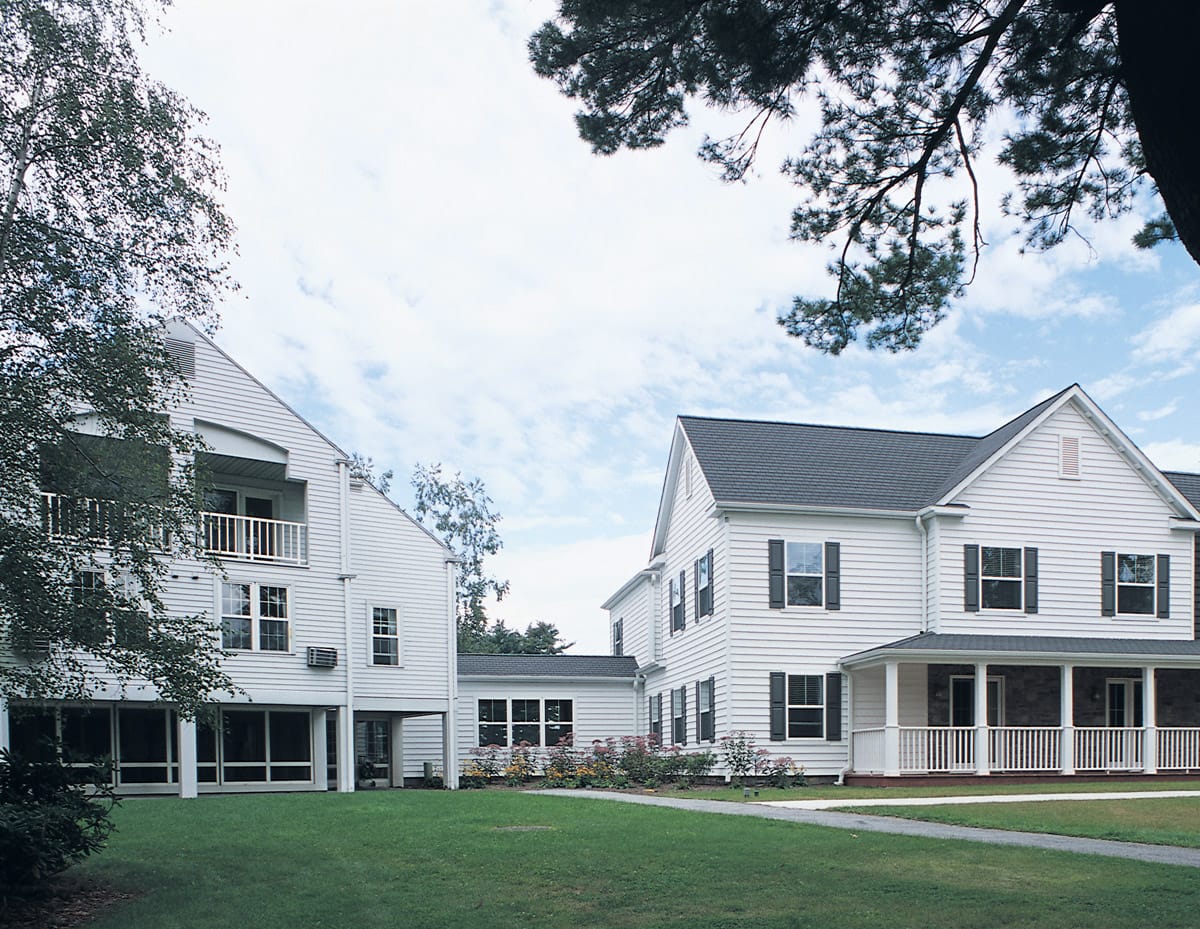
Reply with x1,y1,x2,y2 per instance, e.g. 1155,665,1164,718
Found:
760,789,1200,810
538,789,1200,868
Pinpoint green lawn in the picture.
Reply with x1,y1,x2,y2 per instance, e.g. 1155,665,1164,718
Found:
668,779,1200,802
70,791,1200,929
837,797,1200,848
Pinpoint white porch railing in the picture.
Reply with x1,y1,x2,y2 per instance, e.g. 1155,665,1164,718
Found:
1158,728,1200,771
1074,727,1143,771
989,727,1061,772
41,492,167,547
851,727,886,774
201,512,308,566
899,726,975,773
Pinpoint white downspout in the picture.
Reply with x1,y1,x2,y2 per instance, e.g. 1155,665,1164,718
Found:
337,459,356,793
916,513,929,632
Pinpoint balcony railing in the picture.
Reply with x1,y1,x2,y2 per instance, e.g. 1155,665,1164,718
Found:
41,492,167,548
201,512,307,566
990,727,1061,772
899,726,975,773
1074,727,1143,771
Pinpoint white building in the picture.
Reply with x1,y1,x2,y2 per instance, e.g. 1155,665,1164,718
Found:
2,322,459,795
605,385,1200,780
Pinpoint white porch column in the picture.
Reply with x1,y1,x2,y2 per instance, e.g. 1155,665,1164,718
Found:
1143,667,1158,775
442,711,459,789
974,662,990,775
390,716,405,787
312,711,329,790
1060,664,1075,775
337,704,355,792
177,717,198,799
883,661,900,776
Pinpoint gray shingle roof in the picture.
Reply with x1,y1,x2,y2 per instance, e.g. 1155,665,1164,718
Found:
457,654,639,677
1165,471,1200,511
858,632,1200,659
679,387,1073,512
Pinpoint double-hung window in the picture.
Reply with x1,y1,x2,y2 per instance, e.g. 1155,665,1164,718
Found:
612,618,623,656
787,542,823,607
670,572,685,632
1117,553,1155,614
671,686,687,745
697,677,715,742
695,549,713,617
371,606,400,665
787,675,824,739
981,547,1022,610
221,582,290,651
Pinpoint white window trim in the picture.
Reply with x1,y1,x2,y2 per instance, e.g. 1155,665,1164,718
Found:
367,603,403,667
72,567,152,646
670,686,686,745
784,541,824,609
978,544,1024,612
218,580,294,653
1115,552,1156,617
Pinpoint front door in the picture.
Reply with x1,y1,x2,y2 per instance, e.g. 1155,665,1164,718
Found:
244,496,274,557
354,719,391,787
950,676,1004,726
1105,679,1143,768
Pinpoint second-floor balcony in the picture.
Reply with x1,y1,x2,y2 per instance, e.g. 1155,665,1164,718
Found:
201,511,308,566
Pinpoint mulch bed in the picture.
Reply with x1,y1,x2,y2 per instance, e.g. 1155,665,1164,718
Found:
1,878,140,929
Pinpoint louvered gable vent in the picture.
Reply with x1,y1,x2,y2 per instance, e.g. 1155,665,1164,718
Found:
1059,435,1080,479
164,338,196,378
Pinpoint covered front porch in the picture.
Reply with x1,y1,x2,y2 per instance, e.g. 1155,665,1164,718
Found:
842,634,1200,778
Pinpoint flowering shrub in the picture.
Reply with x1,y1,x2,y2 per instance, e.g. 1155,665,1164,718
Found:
719,731,757,785
505,743,537,786
461,744,504,788
758,755,807,788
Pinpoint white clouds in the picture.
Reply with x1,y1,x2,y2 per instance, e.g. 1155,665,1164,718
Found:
1138,401,1178,423
1145,440,1200,473
1132,303,1200,364
137,1,1200,652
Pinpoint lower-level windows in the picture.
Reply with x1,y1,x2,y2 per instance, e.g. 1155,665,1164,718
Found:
476,698,574,747
198,709,312,783
671,686,687,745
786,675,824,738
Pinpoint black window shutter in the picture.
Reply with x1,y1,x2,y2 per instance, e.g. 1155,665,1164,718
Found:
825,672,842,742
648,695,654,737
695,681,701,742
655,694,663,739
707,675,716,741
1101,551,1116,616
1158,554,1170,618
693,559,700,621
825,541,841,611
679,570,686,630
1024,547,1038,614
768,540,785,609
964,545,979,612
769,672,786,741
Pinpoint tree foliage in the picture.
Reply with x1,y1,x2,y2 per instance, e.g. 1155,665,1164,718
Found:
349,452,393,495
0,0,236,715
530,0,1200,353
462,620,573,655
411,463,512,648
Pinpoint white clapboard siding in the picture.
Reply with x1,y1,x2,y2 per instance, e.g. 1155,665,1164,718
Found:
349,483,452,708
935,400,1195,638
400,715,448,781
606,575,653,669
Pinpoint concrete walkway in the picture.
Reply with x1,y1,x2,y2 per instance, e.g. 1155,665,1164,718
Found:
538,789,1200,868
760,789,1200,810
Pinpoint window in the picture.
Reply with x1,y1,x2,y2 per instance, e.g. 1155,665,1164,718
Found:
221,582,290,651
371,606,400,665
695,549,713,617
649,694,662,741
670,572,685,632
981,546,1022,610
211,709,312,783
697,677,715,742
475,699,573,747
671,686,687,745
786,542,823,607
612,618,623,657
1117,553,1155,614
787,675,824,739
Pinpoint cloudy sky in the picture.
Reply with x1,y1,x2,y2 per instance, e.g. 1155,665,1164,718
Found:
142,1,1200,653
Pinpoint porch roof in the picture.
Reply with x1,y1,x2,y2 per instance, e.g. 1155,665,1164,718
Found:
841,633,1200,669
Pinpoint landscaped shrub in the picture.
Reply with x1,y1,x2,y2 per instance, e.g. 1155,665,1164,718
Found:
461,744,504,788
758,755,807,788
0,748,117,902
719,731,757,785
504,743,536,786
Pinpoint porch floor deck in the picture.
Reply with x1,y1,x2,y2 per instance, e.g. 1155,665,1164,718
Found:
845,772,1200,787
759,789,1200,810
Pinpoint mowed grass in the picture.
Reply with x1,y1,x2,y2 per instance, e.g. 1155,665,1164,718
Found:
838,797,1200,848
671,779,1200,802
76,791,1200,929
